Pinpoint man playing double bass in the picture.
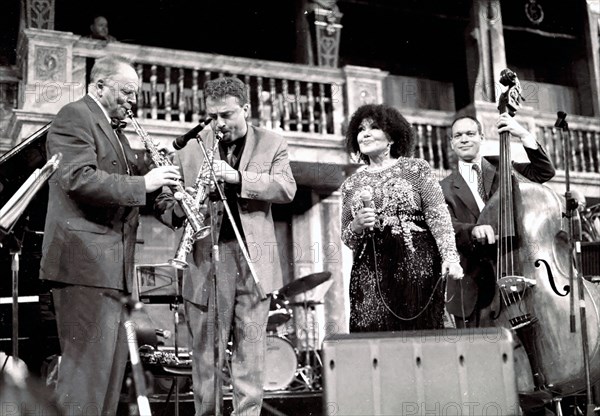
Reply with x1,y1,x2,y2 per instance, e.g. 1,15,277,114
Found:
441,114,556,328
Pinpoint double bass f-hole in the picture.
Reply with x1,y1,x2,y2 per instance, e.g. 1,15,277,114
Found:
535,259,569,297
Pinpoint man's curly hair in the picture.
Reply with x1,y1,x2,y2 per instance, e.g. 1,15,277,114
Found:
346,104,415,164
203,77,248,105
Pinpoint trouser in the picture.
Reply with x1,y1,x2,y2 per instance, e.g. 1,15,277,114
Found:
186,240,271,416
52,285,128,416
453,301,494,329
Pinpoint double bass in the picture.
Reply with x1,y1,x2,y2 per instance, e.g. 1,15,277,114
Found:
478,69,600,409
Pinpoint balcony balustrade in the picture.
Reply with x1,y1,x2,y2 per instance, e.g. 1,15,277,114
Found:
2,29,599,192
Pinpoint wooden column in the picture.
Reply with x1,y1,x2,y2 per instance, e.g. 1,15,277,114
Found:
290,189,347,349
319,191,347,337
9,28,80,144
295,0,343,68
22,0,55,30
464,0,507,106
581,2,600,116
343,65,388,117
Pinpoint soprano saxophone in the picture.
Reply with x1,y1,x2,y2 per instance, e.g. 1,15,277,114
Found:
169,130,222,269
126,110,210,241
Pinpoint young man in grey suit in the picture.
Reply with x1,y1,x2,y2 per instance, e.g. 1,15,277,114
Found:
155,77,297,416
440,115,555,328
40,55,180,415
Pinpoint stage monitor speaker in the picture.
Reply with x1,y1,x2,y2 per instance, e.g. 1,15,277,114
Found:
322,328,519,416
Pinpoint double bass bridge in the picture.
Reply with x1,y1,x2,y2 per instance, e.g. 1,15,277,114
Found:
498,275,536,297
497,275,537,329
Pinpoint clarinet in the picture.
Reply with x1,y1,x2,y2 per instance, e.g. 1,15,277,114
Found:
126,110,208,240
169,131,222,269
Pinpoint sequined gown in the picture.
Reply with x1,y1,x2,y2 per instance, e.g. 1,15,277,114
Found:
341,157,459,332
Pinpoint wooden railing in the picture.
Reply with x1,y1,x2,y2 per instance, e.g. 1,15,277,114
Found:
403,109,455,171
8,30,600,185
539,125,600,174
136,64,339,135
535,113,600,174
73,38,347,138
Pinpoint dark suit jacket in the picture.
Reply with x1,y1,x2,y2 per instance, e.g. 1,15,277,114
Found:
155,124,297,306
440,145,555,317
40,95,147,292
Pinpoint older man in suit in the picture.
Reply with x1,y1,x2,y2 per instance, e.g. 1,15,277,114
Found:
40,55,180,415
440,115,555,328
155,77,297,416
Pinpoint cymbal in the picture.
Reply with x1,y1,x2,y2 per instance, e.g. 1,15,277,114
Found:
278,271,331,298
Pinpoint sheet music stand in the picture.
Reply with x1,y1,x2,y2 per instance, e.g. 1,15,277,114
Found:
134,263,190,416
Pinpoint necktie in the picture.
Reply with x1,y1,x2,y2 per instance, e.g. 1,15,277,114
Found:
226,144,237,166
472,164,487,202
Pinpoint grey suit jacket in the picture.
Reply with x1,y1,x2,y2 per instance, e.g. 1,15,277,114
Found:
155,124,297,306
40,95,147,292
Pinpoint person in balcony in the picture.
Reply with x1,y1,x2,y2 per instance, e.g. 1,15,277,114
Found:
440,115,555,328
39,54,180,415
154,76,297,416
341,103,463,332
85,15,117,42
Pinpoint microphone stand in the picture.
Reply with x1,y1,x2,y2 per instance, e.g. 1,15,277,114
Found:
167,270,183,416
555,111,596,415
195,134,268,416
104,293,152,416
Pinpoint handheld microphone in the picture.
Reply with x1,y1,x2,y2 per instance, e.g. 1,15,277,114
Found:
359,188,374,232
172,116,213,150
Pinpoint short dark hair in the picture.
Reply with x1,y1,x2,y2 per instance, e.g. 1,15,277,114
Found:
203,77,248,106
346,104,415,164
450,116,483,136
89,55,134,83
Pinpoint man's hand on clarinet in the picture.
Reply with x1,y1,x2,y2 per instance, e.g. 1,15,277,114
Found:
144,165,181,192
212,159,240,184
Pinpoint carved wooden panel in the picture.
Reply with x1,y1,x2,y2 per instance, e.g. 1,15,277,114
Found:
34,45,66,82
25,0,55,30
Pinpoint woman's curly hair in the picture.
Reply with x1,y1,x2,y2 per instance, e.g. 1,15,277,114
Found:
346,104,415,164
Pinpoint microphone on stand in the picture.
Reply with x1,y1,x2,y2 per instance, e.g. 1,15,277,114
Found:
172,116,213,150
360,188,374,232
554,111,567,129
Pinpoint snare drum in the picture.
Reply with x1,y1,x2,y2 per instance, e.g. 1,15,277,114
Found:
264,336,297,391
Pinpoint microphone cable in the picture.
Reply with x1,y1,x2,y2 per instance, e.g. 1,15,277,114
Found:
367,233,448,322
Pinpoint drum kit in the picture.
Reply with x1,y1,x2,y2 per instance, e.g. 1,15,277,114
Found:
135,266,333,397
263,271,332,392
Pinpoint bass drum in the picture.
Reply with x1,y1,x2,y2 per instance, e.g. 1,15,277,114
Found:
264,336,297,391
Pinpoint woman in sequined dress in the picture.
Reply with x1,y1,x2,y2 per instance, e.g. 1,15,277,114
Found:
341,104,463,332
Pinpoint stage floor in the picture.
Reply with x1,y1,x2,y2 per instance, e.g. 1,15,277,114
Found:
118,390,324,416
